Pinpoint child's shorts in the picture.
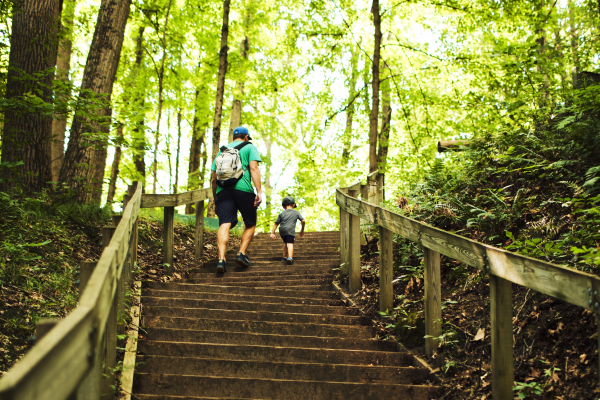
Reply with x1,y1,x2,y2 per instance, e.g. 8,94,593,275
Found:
281,235,295,244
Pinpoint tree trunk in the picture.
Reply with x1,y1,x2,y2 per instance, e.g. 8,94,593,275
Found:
211,0,231,165
369,0,382,174
59,0,132,203
51,0,77,183
208,0,231,218
106,125,123,205
131,26,146,191
174,109,182,194
228,36,250,142
1,0,60,194
185,89,207,214
568,0,579,88
342,44,359,167
377,63,391,175
264,137,272,227
152,0,174,194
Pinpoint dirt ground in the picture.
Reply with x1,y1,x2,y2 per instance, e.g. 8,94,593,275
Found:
336,236,600,400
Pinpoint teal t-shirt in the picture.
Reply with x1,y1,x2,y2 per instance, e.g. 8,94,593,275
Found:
211,140,262,194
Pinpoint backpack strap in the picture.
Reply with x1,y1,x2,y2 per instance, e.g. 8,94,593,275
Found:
234,141,252,150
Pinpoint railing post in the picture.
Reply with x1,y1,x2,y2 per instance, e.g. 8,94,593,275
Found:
376,173,384,204
163,206,175,274
78,261,97,298
348,189,361,293
339,199,349,274
368,173,378,204
490,274,514,400
195,200,204,258
379,225,393,312
424,247,442,357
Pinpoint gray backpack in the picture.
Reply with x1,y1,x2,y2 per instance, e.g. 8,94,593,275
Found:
215,141,251,188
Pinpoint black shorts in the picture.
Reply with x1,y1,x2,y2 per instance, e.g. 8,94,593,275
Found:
215,189,257,229
281,235,295,244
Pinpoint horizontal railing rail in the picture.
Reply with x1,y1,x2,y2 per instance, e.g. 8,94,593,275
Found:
0,184,213,400
337,177,600,400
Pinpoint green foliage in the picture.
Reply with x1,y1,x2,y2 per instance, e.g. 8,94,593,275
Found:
513,381,544,398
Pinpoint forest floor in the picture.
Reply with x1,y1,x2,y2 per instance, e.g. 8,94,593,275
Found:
336,236,600,400
0,213,232,380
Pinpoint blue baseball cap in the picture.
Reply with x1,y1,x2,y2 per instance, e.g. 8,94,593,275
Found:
233,126,251,140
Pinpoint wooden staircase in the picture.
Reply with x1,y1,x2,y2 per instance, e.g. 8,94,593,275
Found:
133,231,443,399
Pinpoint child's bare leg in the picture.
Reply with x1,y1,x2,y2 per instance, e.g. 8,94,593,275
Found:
287,243,294,259
282,243,288,258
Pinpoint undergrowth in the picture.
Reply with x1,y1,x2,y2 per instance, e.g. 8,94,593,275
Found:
0,190,111,374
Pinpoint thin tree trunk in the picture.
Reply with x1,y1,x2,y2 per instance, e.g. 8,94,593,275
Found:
264,137,272,226
377,63,391,175
59,0,132,203
51,0,77,183
106,125,123,204
174,108,182,194
1,0,60,194
208,0,231,218
228,36,250,142
211,0,231,165
185,89,206,214
569,0,580,88
131,26,146,191
152,0,174,194
167,110,172,193
369,0,382,174
342,44,359,167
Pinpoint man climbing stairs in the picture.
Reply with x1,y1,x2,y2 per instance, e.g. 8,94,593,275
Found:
133,231,443,399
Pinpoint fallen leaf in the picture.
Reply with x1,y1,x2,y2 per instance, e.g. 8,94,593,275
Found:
580,354,587,363
473,328,485,341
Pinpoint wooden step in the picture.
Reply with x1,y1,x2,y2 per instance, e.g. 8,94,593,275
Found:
141,296,358,315
143,305,370,326
136,355,430,384
142,316,376,339
142,282,339,298
181,272,335,284
141,289,344,306
133,374,442,399
137,341,414,366
142,328,396,351
185,266,336,277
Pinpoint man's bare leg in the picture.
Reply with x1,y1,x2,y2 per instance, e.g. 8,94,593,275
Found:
217,223,232,261
282,243,288,258
287,243,294,259
239,225,256,255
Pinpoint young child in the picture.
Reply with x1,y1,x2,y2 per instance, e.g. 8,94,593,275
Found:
270,196,305,265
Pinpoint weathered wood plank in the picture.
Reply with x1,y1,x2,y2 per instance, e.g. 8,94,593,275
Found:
121,282,141,400
490,275,513,400
379,226,393,312
339,208,350,275
195,201,204,258
336,189,600,310
0,308,95,400
424,248,442,357
348,190,361,293
163,206,174,274
140,188,212,208
437,139,469,152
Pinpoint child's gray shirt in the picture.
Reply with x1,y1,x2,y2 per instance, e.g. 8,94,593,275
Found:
275,209,304,237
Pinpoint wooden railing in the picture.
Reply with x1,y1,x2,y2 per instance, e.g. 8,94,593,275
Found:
337,177,600,400
0,183,212,400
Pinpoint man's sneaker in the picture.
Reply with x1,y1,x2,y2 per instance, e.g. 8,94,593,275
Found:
216,260,227,273
287,257,293,265
235,252,253,268
281,257,287,262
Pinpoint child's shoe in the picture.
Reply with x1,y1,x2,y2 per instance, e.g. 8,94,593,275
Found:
286,257,293,265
